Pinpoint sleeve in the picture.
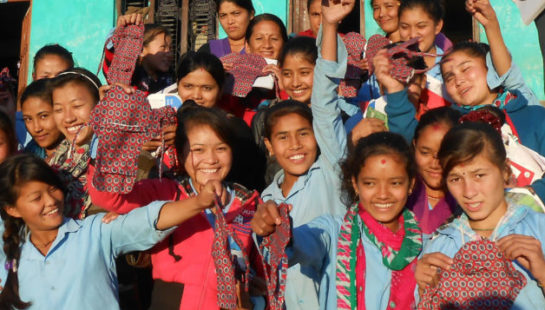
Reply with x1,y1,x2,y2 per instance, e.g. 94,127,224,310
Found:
108,200,177,256
385,89,418,142
287,215,341,272
87,163,179,214
486,52,540,106
311,29,349,168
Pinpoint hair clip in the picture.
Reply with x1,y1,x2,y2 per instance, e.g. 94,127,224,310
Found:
5,259,17,272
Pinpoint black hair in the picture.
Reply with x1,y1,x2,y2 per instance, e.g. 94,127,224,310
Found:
33,44,74,73
413,107,462,143
49,68,102,103
0,154,66,310
176,52,226,90
217,0,255,15
20,79,52,110
175,101,236,174
307,0,319,10
278,36,318,68
440,41,490,76
438,122,507,181
399,0,444,23
263,100,313,140
0,110,17,159
245,13,289,43
341,131,416,205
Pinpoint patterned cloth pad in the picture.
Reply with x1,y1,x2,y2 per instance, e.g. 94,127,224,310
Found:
221,53,269,97
418,240,527,310
260,203,291,310
340,32,368,98
90,86,176,193
107,24,144,85
366,35,429,84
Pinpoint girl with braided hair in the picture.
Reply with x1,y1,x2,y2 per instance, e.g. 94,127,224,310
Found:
0,154,223,309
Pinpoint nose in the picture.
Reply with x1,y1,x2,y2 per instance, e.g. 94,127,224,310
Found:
377,183,390,200
63,108,76,125
44,189,60,207
228,15,235,25
408,27,418,40
430,156,441,170
288,135,302,150
291,73,302,88
263,38,273,49
462,179,477,199
32,118,42,133
192,87,203,100
205,148,219,164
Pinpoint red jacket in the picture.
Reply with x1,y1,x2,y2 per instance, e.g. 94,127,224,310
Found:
89,173,263,309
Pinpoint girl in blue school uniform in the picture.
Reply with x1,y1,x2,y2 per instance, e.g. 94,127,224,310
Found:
0,154,224,310
258,0,362,307
380,0,545,201
415,122,545,308
252,131,423,309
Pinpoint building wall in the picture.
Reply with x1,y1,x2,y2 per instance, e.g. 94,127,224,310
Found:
27,0,115,83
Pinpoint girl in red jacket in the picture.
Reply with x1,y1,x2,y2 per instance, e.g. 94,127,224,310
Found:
89,103,264,310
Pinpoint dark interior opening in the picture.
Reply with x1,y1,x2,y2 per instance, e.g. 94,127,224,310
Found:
339,2,361,34
0,1,30,93
442,0,473,44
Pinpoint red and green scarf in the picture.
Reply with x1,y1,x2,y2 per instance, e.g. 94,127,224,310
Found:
336,202,422,309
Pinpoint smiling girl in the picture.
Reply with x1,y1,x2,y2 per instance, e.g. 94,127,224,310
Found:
0,154,224,310
385,0,545,202
89,104,265,309
252,131,423,309
21,79,64,161
415,122,545,308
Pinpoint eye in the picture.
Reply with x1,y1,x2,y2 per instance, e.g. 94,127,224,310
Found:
448,176,460,183
475,173,486,179
277,134,287,141
233,11,240,16
191,147,203,153
40,114,49,120
49,186,60,193
183,84,193,89
281,71,291,78
363,181,375,187
23,117,31,123
203,86,213,91
31,194,42,202
53,108,63,114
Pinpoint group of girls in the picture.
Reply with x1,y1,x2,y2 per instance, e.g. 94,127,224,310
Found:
2,0,545,309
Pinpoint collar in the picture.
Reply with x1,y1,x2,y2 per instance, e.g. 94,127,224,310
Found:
270,157,322,200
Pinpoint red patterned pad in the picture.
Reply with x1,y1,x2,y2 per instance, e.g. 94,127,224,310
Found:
366,35,429,84
221,53,268,97
418,240,527,310
107,24,144,85
260,203,291,310
90,87,163,193
340,32,367,98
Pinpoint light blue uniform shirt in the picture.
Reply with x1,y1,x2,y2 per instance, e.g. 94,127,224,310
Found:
261,29,349,309
421,204,545,309
289,214,402,310
0,201,174,310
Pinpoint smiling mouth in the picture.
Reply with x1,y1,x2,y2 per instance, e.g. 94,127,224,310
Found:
66,124,84,135
464,202,482,212
43,208,59,216
374,203,394,210
291,89,308,97
200,168,220,174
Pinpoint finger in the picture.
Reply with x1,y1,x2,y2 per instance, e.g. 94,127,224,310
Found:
136,14,143,25
423,253,453,270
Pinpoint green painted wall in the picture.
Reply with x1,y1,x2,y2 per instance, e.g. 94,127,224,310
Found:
363,0,545,101
218,0,288,38
28,0,115,83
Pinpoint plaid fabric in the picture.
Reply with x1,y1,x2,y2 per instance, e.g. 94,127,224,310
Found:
366,35,430,84
418,240,527,310
107,24,144,85
221,53,268,97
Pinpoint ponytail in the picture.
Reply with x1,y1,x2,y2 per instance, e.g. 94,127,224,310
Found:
0,210,30,309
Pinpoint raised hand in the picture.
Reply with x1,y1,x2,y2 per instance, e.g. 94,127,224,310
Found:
415,252,453,296
321,0,356,26
372,49,404,94
251,201,290,237
351,118,387,145
497,234,545,287
465,0,497,27
117,13,143,27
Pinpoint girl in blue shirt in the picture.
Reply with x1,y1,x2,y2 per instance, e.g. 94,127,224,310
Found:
0,154,223,310
415,122,545,308
252,131,424,309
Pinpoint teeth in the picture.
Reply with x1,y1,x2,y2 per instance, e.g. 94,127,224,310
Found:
67,125,83,134
293,89,306,94
375,203,393,209
201,169,219,174
45,208,58,215
289,154,304,160
467,202,480,208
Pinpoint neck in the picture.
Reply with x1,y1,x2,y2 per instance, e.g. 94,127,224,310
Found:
45,137,63,157
30,229,59,255
469,199,508,237
388,30,401,43
424,184,445,207
228,37,245,53
424,46,437,69
281,174,299,198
